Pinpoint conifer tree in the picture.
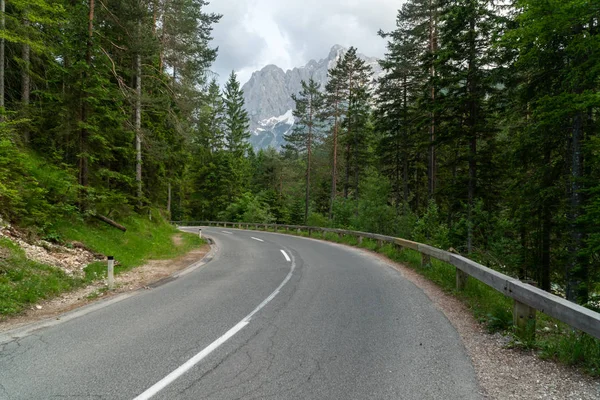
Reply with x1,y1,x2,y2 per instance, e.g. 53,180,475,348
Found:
436,0,504,253
322,59,346,219
284,78,324,223
376,5,423,213
505,0,599,301
223,70,250,157
336,47,372,202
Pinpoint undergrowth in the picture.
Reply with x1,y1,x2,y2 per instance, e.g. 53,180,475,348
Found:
0,237,85,317
0,211,204,319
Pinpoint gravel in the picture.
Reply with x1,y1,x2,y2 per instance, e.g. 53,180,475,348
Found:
375,253,600,399
0,227,103,276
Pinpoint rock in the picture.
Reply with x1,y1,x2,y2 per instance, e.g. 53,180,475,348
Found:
0,215,9,230
35,305,42,310
243,45,384,151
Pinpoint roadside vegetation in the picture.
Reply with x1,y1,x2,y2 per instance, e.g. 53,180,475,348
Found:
0,213,204,319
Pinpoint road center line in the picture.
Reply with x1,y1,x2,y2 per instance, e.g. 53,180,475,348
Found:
250,237,264,242
280,249,291,262
221,231,233,234
133,248,296,400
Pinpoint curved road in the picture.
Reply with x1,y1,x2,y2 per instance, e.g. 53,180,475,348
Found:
0,227,481,399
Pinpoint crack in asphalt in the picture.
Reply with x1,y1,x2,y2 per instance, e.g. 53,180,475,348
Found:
175,325,265,398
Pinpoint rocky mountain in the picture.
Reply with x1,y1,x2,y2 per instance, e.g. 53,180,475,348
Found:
243,45,383,151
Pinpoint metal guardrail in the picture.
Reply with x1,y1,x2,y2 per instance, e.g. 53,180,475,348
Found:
174,220,600,340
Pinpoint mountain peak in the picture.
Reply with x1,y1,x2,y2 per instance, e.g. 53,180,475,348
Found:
243,45,383,151
328,44,346,59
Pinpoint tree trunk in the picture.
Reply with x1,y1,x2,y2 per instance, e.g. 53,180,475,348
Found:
21,33,30,106
135,49,143,207
305,102,312,224
403,75,409,213
344,142,350,199
167,181,172,216
466,15,477,254
21,19,30,141
540,203,551,291
79,0,94,198
94,214,127,232
428,0,438,199
0,0,5,113
329,93,339,220
566,112,587,303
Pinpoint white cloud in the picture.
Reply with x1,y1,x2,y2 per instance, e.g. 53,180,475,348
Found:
206,0,402,85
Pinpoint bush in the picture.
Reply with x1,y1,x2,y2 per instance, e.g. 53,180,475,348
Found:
413,200,451,249
307,212,330,227
218,192,274,223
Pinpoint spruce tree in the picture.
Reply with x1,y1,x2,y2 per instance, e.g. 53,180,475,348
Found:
223,70,250,157
436,0,504,253
376,5,423,213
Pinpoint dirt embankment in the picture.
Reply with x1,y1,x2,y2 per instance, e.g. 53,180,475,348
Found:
0,230,210,333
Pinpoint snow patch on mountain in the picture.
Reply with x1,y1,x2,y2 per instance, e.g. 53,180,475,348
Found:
249,109,295,150
258,109,295,129
243,45,382,151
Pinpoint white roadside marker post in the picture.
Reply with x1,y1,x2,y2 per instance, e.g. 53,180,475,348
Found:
107,256,115,290
198,228,202,238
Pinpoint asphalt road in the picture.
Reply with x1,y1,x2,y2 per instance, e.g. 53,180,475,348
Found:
0,227,481,399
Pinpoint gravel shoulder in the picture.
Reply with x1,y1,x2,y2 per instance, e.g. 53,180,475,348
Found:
0,243,210,334
370,251,600,399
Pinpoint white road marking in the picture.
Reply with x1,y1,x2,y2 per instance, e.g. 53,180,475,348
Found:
221,231,233,235
133,249,296,400
251,237,264,242
280,250,291,262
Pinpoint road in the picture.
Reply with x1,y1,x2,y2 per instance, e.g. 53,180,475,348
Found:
0,227,481,399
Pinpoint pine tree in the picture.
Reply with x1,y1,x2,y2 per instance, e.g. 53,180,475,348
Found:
336,47,373,202
322,47,373,218
322,59,346,219
284,78,324,223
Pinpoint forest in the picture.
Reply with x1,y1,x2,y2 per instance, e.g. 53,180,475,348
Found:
0,0,598,308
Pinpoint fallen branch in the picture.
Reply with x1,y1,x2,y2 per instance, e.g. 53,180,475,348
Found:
94,214,127,232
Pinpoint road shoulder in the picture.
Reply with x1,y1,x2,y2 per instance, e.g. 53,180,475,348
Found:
0,242,213,336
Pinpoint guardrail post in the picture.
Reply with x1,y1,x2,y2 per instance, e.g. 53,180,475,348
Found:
456,269,468,290
421,253,431,267
377,239,383,249
308,228,312,237
358,236,363,245
274,225,278,232
513,299,536,340
107,256,115,290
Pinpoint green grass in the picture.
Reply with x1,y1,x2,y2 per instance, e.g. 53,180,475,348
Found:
232,224,600,376
0,211,204,319
54,211,204,274
0,237,85,317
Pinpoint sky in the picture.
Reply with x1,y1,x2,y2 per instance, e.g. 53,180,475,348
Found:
205,0,402,86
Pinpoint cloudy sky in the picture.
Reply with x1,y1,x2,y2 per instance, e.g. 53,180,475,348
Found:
205,0,402,86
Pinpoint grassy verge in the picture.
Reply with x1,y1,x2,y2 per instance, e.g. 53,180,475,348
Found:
0,237,86,317
242,225,600,376
54,211,204,280
0,212,204,319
